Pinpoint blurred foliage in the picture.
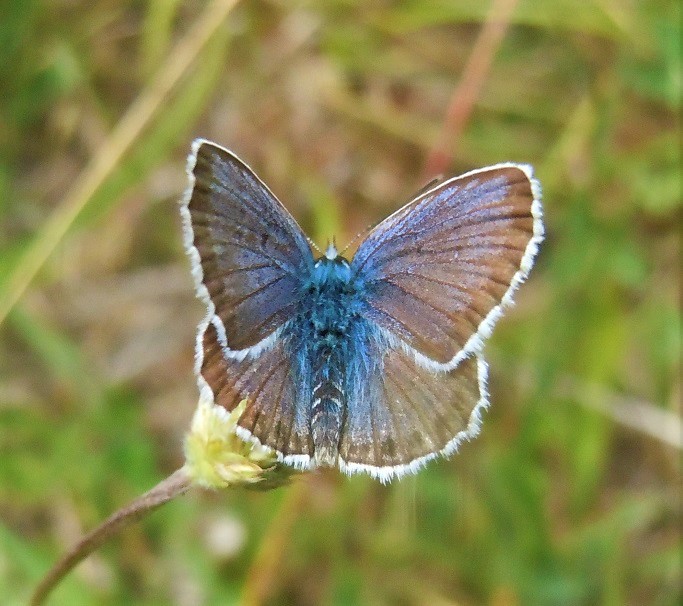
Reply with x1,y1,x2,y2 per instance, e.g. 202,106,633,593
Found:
0,0,680,604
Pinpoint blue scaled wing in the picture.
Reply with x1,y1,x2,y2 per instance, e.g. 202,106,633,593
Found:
339,340,488,482
181,139,314,353
352,164,543,369
199,320,313,466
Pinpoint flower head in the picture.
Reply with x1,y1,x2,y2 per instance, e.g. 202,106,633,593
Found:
184,390,298,489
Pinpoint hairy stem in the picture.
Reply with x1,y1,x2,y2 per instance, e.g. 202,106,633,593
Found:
31,467,192,606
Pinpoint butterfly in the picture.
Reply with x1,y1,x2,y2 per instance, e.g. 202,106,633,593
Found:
181,139,543,482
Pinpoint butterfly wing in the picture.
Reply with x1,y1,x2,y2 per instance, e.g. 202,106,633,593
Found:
352,164,543,369
182,139,314,354
339,337,488,481
199,319,313,466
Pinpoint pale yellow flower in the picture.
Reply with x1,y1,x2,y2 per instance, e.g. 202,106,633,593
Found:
184,390,297,489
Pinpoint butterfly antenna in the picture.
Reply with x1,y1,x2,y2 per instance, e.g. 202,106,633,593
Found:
339,228,365,258
411,176,443,198
307,237,322,254
339,176,444,257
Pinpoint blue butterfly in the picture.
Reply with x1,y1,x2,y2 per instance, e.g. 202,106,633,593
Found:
181,139,543,482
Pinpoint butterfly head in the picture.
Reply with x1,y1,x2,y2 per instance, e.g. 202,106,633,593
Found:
313,243,352,287
324,241,338,260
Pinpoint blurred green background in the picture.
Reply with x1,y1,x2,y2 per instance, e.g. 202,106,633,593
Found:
0,0,680,604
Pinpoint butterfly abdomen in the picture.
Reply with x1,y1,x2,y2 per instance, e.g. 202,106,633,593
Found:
311,355,345,466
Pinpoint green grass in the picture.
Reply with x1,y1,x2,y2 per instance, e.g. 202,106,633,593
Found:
0,0,680,604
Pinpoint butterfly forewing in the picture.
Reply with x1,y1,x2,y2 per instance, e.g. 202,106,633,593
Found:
352,165,543,368
183,140,314,352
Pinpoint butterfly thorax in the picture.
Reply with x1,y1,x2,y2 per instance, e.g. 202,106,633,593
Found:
300,253,361,466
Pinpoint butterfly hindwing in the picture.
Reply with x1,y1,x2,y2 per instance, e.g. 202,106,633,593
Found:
339,338,488,480
182,139,314,353
200,320,313,463
352,165,543,368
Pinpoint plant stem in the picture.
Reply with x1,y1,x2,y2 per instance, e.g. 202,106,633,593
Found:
31,467,192,606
